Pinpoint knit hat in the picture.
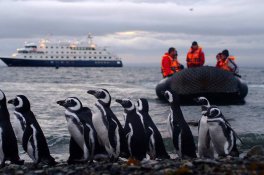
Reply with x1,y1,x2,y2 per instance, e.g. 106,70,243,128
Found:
222,49,229,57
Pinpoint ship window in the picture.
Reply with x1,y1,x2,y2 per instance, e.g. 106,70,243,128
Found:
89,52,91,54
40,56,42,58
79,56,81,58
61,47,64,49
56,56,59,58
29,56,32,58
66,52,69,54
66,56,69,58
109,57,112,59
84,52,86,54
56,51,59,54
46,46,48,49
84,56,86,59
24,56,27,58
46,51,48,53
61,52,64,54
104,57,107,59
99,57,101,59
94,57,96,59
51,56,53,58
46,56,48,58
94,52,97,54
61,56,64,58
89,56,91,59
51,46,53,49
99,52,101,54
74,56,76,58
56,47,59,49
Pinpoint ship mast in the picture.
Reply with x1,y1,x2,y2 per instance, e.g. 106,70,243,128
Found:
87,33,93,46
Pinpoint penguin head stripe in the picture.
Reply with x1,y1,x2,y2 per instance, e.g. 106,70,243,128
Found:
164,91,173,103
208,107,221,118
88,89,111,105
8,95,31,111
66,97,82,111
0,90,4,101
16,97,23,108
136,98,149,112
136,99,143,111
116,98,135,111
197,97,210,107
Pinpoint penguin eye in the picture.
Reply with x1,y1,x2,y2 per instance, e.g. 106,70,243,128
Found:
100,92,106,98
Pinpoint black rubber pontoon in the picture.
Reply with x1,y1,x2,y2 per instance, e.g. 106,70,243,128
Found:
156,66,248,104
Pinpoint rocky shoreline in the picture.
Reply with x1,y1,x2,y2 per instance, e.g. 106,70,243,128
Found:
1,154,264,175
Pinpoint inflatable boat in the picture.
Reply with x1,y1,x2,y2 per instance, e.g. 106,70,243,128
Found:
156,66,248,104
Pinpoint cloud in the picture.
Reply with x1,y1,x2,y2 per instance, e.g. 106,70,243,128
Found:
0,0,263,66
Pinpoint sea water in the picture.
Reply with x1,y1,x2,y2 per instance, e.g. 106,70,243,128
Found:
0,66,263,160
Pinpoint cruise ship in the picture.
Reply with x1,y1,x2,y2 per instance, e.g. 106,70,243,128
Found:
0,35,123,67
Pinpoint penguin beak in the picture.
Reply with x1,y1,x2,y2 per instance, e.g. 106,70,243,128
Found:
193,98,199,103
56,100,66,106
87,90,97,96
115,99,123,104
8,99,15,104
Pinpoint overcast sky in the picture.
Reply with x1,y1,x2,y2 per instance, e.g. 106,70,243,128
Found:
0,0,263,66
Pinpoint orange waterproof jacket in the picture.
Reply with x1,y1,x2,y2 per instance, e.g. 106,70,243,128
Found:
186,47,205,68
218,56,236,72
161,53,181,77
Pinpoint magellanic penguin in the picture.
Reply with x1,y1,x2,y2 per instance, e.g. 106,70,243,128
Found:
87,89,129,160
195,97,214,159
206,106,240,157
57,97,99,164
164,90,197,159
0,90,24,168
8,95,56,166
136,98,170,159
116,98,147,161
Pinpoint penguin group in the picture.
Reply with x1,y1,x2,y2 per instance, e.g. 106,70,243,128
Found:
0,88,241,168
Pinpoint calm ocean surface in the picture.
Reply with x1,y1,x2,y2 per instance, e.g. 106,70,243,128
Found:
0,65,263,160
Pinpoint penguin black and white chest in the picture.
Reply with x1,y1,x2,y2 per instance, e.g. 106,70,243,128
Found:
136,98,170,159
206,106,239,157
195,97,214,159
164,90,197,158
0,90,23,167
57,97,99,163
116,98,147,161
8,95,56,165
87,89,128,159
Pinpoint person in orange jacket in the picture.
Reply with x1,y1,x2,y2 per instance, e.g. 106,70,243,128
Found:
161,47,183,78
215,52,222,68
186,41,205,68
217,49,238,73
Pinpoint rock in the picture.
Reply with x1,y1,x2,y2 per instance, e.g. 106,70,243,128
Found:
193,159,219,166
245,145,264,159
33,170,45,175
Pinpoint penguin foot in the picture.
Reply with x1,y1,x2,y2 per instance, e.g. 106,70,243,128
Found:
41,157,57,166
67,158,87,165
0,162,6,169
110,156,118,163
11,159,24,165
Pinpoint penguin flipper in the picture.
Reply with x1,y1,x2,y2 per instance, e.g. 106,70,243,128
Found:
22,126,33,152
68,137,84,164
108,120,118,159
227,126,243,144
83,123,96,162
147,127,156,159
